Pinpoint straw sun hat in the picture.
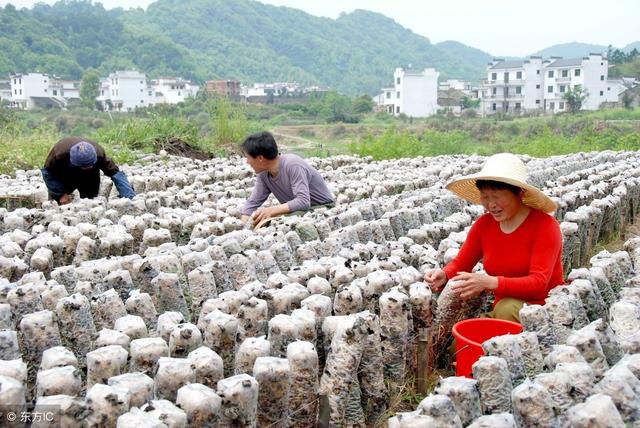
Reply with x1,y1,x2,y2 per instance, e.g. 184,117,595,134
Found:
446,153,557,213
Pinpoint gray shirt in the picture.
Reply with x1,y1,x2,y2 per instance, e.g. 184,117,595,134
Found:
242,154,334,216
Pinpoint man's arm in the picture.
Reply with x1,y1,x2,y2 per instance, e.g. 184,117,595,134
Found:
110,171,136,199
242,174,271,217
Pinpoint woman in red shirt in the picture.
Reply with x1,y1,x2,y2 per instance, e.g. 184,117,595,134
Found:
424,153,563,322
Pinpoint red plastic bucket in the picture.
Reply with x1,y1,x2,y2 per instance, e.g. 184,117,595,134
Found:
452,318,523,378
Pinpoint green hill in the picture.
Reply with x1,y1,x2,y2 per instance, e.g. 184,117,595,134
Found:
531,42,609,58
0,0,492,95
531,41,640,58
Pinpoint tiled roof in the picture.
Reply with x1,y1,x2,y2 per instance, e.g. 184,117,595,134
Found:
490,60,525,69
547,58,583,67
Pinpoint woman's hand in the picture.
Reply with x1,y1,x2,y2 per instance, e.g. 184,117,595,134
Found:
450,272,498,300
423,269,447,292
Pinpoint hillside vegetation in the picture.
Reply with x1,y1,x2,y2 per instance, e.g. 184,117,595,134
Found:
1,92,639,175
0,0,492,95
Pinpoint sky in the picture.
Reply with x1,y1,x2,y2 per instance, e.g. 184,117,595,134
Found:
1,0,638,56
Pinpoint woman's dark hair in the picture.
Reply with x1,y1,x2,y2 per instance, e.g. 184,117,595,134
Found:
476,179,522,195
241,131,278,159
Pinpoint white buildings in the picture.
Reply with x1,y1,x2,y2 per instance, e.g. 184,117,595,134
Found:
374,85,396,114
153,77,199,104
374,67,439,117
439,79,472,94
480,53,619,115
239,82,301,98
96,70,156,112
8,72,75,109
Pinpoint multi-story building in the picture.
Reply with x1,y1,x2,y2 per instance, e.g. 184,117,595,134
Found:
481,53,612,115
439,79,472,95
374,85,396,114
481,57,544,115
205,80,241,98
96,70,156,112
152,77,199,104
8,72,71,109
543,54,608,113
391,67,439,117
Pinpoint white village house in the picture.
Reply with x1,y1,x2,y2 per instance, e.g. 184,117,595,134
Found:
8,72,79,109
96,70,156,112
375,67,439,118
480,53,624,116
152,77,199,104
98,71,199,111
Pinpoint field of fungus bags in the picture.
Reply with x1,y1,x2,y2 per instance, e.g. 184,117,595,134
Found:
1,150,640,427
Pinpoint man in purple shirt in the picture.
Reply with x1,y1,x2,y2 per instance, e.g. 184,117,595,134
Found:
240,131,334,227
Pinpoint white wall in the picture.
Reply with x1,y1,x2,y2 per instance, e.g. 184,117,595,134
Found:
394,67,439,117
107,70,156,111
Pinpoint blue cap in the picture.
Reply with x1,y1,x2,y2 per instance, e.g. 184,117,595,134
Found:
69,141,97,168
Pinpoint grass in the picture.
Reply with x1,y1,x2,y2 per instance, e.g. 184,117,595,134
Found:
2,105,640,175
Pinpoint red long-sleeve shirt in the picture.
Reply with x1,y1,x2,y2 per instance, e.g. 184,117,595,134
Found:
443,208,564,306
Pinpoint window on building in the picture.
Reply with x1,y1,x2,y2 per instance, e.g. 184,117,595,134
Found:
537,70,540,75
19,89,22,95
575,69,581,77
516,71,522,79
396,92,400,98
140,89,143,92
559,102,565,110
492,88,497,95
44,89,47,92
171,85,175,90
562,70,568,77
149,91,153,96
396,106,400,113
600,75,604,81
178,91,181,96
141,100,144,103
516,86,522,94
536,99,540,104
548,70,554,78
550,102,555,109
560,85,566,93
504,88,509,96
600,91,604,96
547,86,553,93
140,81,143,84
607,87,611,91
396,77,401,84
14,89,17,95
515,103,521,110
386,92,391,99
536,84,540,89
53,90,57,96
491,72,497,80
492,103,496,111
504,72,509,82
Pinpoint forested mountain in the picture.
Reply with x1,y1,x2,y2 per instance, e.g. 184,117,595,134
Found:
0,0,492,94
531,41,640,59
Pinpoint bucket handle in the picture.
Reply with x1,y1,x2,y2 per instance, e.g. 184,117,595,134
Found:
453,344,470,356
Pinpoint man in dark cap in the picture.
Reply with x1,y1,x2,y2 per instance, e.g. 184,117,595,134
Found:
41,136,135,205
